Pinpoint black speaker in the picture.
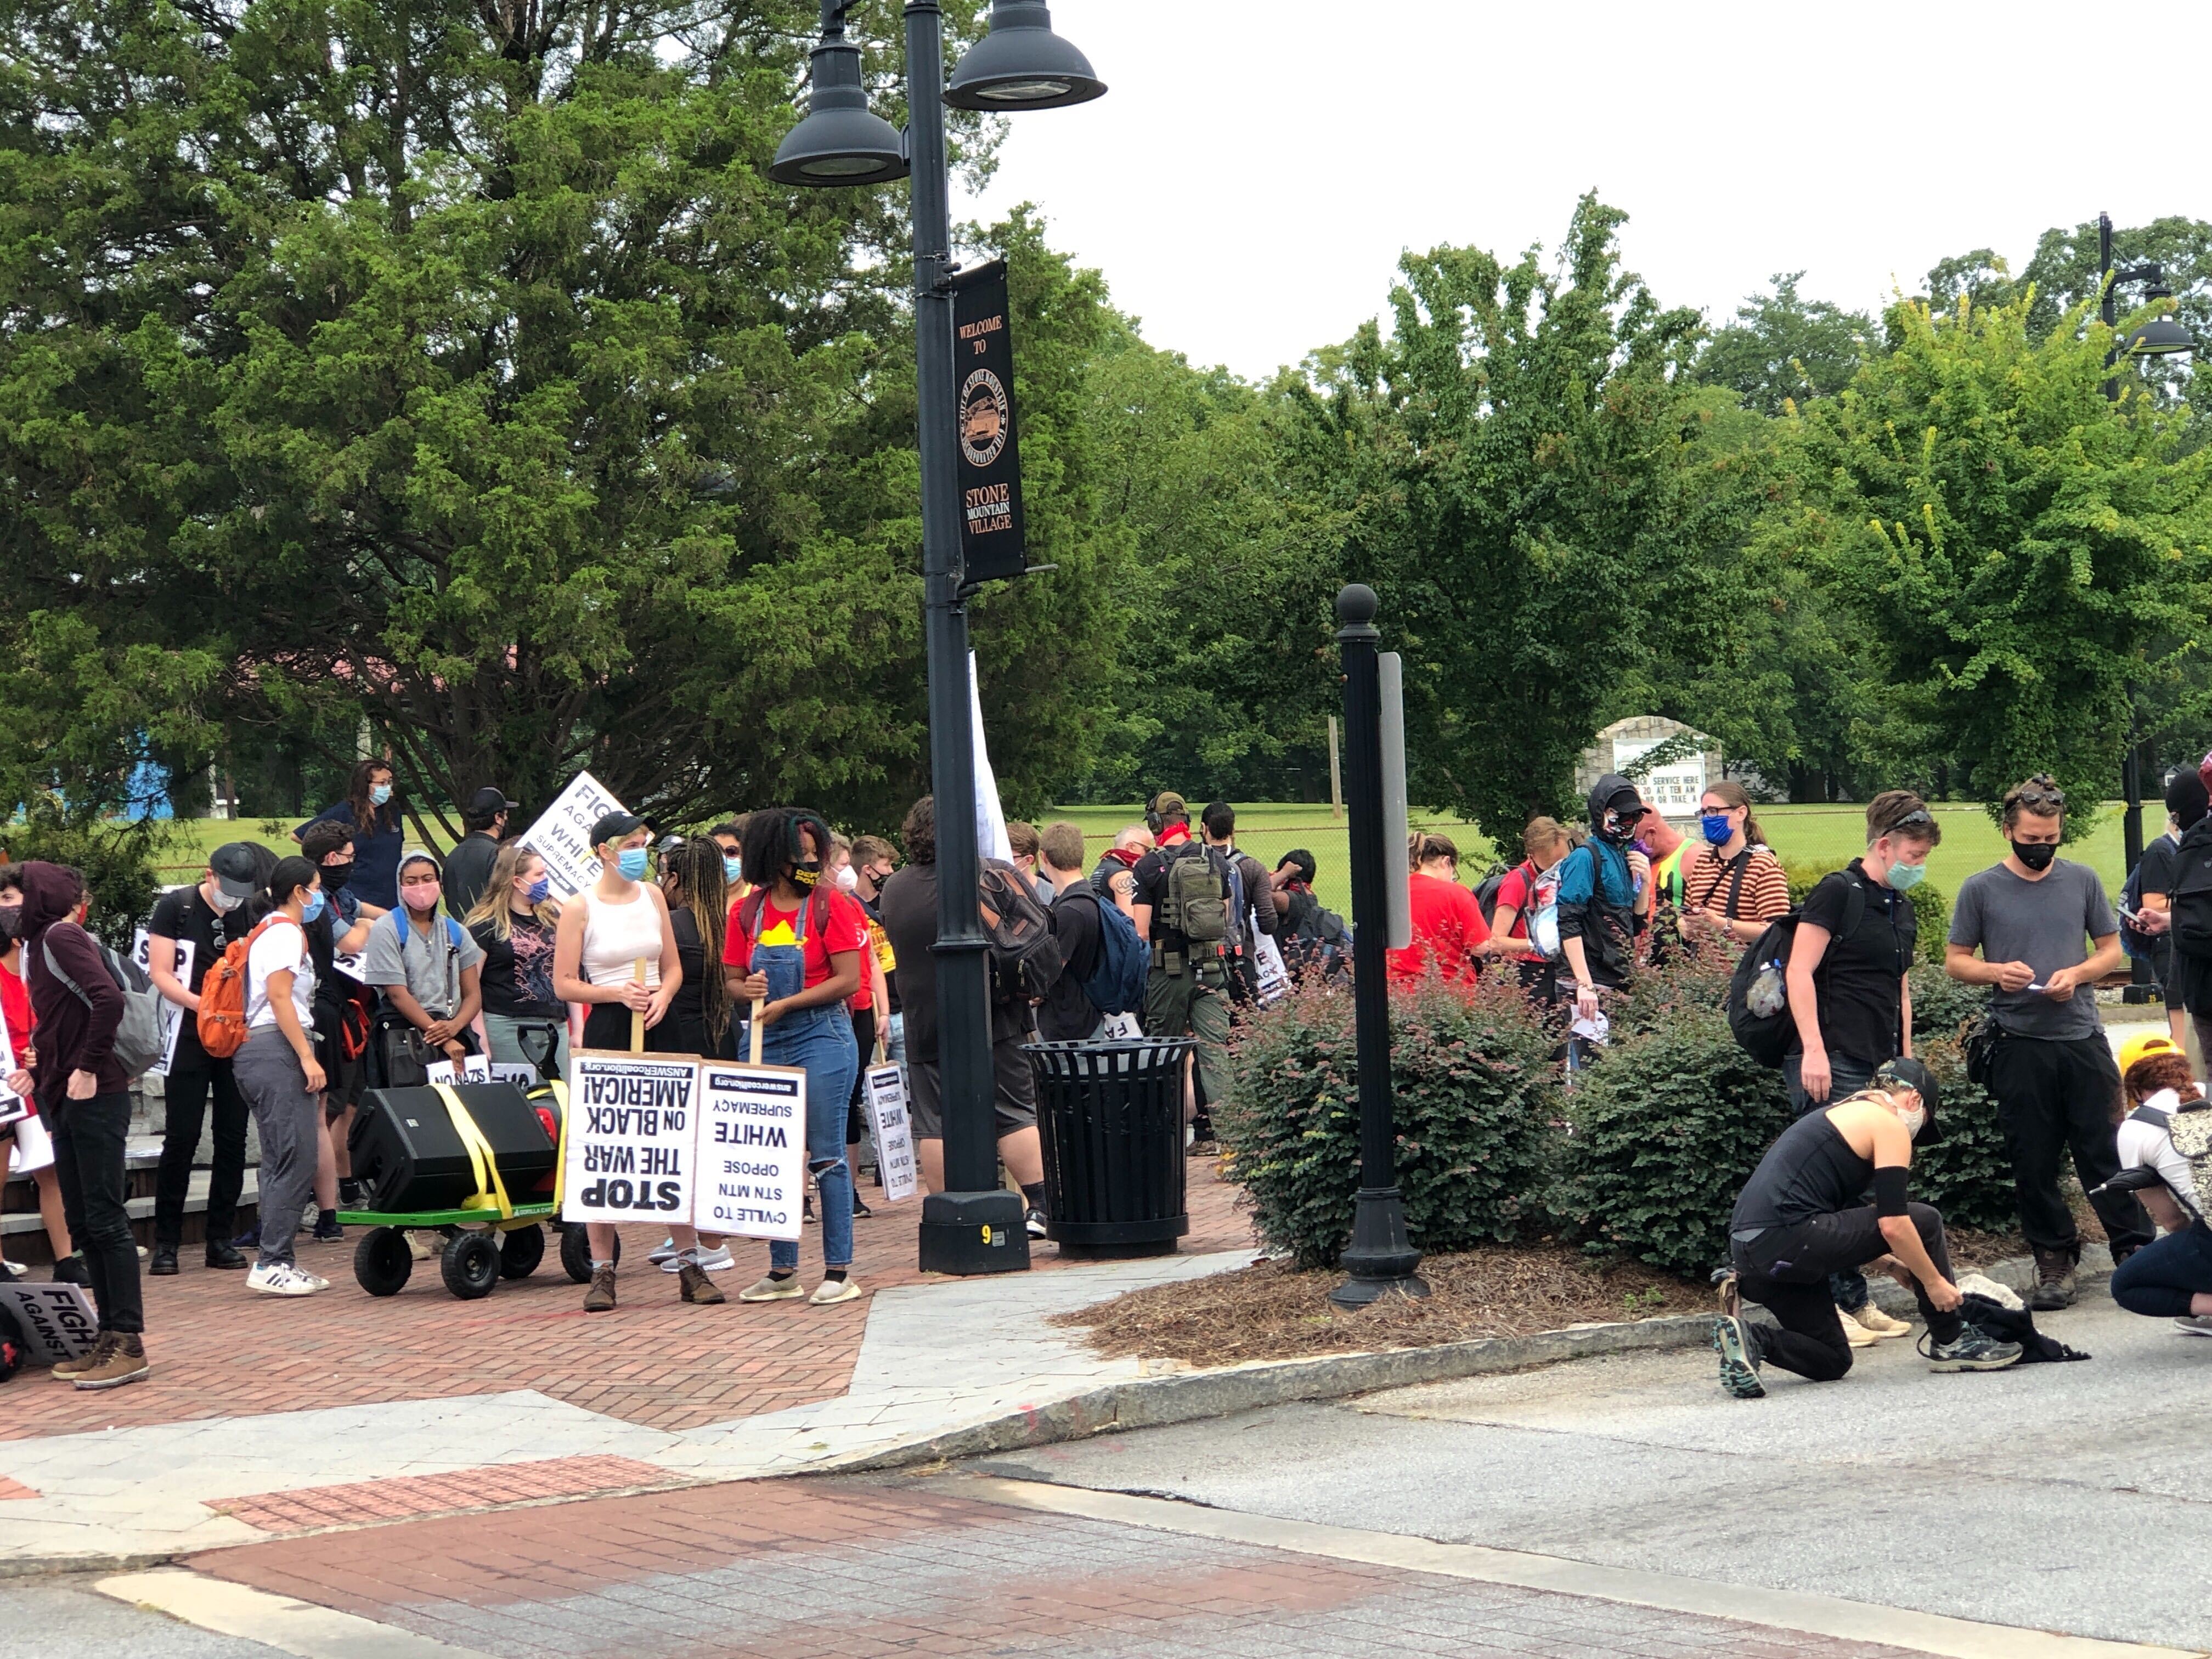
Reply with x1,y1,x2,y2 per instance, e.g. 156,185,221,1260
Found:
348,1083,556,1215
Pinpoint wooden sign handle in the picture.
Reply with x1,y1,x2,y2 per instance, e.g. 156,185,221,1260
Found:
630,958,647,1053
749,998,765,1065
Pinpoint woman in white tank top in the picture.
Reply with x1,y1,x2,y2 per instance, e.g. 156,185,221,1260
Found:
553,811,718,1311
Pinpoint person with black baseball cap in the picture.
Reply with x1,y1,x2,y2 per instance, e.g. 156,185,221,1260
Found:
1713,1056,2022,1398
441,786,519,921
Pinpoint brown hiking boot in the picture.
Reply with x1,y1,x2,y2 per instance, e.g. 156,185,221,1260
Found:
583,1266,617,1313
52,1332,115,1383
678,1261,725,1305
71,1334,148,1391
2029,1246,2078,1312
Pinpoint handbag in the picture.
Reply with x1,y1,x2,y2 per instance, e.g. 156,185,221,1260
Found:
371,1014,437,1091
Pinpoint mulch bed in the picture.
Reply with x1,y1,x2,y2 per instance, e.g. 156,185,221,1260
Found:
1058,1222,2055,1368
1053,1246,1721,1367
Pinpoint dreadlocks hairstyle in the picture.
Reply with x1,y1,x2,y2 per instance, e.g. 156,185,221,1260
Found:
662,838,732,1046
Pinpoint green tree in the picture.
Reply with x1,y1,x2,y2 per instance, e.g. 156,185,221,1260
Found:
1693,272,1873,416
1764,290,2212,834
1317,195,1764,837
0,0,1121,838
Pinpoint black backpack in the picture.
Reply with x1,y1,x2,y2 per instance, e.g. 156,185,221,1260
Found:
2169,828,2212,961
1472,862,1514,928
978,858,1063,1005
1727,878,1866,1068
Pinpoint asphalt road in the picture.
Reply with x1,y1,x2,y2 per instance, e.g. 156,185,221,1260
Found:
3,1577,290,1659
972,1296,2212,1654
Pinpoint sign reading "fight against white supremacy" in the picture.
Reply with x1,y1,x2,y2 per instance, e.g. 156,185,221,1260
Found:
519,771,629,900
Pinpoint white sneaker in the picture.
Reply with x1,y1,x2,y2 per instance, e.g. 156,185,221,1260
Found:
809,1276,863,1306
0,1259,26,1282
2174,1315,2212,1338
1836,1310,1881,1348
660,1244,733,1274
246,1261,325,1297
647,1237,681,1265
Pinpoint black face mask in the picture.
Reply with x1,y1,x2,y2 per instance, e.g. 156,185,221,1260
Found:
321,862,354,893
0,906,20,944
791,860,822,888
2010,840,2058,873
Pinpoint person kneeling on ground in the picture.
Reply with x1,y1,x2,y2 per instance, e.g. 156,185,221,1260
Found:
2106,1041,2212,1339
1714,1058,2021,1398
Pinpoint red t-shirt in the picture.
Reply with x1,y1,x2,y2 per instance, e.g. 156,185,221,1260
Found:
1,959,32,1055
1387,872,1492,986
723,890,870,991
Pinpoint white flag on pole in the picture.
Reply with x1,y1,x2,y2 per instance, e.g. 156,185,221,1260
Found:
968,651,1014,865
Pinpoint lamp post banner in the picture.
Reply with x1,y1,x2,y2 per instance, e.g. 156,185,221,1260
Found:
520,770,630,900
952,259,1028,585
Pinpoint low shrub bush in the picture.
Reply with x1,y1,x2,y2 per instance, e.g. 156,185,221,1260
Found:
0,796,167,950
1782,858,1948,963
1552,994,1795,1278
1217,974,1559,1269
1907,1032,2018,1236
1908,961,1988,1045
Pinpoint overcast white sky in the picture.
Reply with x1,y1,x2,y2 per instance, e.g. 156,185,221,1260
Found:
959,1,2210,381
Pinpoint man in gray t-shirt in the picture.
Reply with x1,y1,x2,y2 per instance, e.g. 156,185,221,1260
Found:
1944,776,2149,1308
362,849,486,1069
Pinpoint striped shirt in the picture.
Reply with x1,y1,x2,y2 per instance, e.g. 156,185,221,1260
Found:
1677,843,1791,927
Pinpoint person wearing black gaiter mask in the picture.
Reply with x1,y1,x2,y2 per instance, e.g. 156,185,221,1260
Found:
1946,775,2153,1309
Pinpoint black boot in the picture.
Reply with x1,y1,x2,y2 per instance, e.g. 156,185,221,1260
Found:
204,1239,247,1270
149,1245,179,1277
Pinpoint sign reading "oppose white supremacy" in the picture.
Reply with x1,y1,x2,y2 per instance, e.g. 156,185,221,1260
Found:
692,1064,808,1242
560,1052,696,1224
520,771,630,900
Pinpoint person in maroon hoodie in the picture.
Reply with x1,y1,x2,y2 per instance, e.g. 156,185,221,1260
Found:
19,861,148,1389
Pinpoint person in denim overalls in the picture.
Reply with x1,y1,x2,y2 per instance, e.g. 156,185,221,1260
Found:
726,810,864,1306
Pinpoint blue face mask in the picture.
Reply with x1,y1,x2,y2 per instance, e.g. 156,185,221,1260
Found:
724,855,743,885
300,889,326,923
1701,812,1734,847
526,877,551,905
1885,860,1927,892
616,847,650,882
369,783,392,806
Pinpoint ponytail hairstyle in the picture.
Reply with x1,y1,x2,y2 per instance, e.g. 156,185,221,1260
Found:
246,855,320,929
1703,779,1766,847
1409,831,1458,870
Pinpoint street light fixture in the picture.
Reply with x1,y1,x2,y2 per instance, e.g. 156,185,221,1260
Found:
775,0,1103,1273
770,3,910,186
945,0,1107,111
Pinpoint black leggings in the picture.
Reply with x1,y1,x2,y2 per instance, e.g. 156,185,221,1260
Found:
846,1007,874,1146
1735,1202,1961,1381
2111,1222,2212,1318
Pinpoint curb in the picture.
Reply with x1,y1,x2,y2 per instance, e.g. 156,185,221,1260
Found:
832,1311,1720,1473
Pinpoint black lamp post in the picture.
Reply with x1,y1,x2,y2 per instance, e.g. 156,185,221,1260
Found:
1329,584,1429,1310
2096,211,2197,1002
772,0,1103,1274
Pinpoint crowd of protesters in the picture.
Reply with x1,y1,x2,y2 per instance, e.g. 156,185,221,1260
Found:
11,750,2212,1399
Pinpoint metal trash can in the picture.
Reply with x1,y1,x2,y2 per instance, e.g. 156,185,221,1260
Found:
1023,1038,1195,1257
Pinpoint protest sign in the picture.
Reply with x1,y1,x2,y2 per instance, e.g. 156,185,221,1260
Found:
560,1051,697,1224
0,1282,100,1367
692,1064,808,1241
1252,930,1289,1003
330,947,366,983
519,771,629,900
488,1061,540,1092
131,928,195,1077
425,1053,492,1087
861,1063,918,1203
0,1012,25,1128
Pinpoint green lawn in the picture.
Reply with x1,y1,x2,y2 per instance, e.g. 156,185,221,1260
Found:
149,798,2143,921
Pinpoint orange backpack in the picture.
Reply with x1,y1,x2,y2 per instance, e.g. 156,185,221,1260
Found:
196,916,284,1059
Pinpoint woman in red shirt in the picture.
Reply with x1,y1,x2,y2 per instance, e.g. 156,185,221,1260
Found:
722,810,867,1306
0,867,74,1280
1388,832,1491,988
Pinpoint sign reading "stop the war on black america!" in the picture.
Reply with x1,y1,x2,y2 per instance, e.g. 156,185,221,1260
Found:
560,1051,697,1225
952,259,1027,585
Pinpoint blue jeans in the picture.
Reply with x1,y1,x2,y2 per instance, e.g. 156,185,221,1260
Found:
761,1002,859,1272
2111,1221,2212,1319
1782,1050,1880,1312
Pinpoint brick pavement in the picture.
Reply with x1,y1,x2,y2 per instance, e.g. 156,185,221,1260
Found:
0,1158,1252,1444
186,1474,1925,1659
211,1455,679,1534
